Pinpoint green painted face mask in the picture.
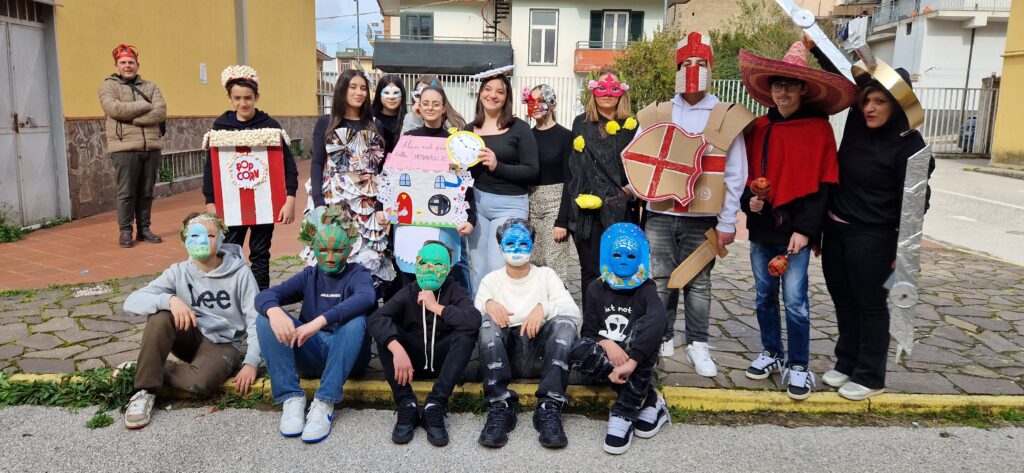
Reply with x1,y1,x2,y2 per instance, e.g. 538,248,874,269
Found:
415,243,451,291
312,224,353,274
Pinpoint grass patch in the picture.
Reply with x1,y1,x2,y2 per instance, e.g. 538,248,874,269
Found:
0,289,34,299
86,412,114,429
0,367,136,428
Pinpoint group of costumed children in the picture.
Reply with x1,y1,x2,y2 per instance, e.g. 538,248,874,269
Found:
118,26,925,455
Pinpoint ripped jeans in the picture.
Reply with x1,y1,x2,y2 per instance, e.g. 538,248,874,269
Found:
477,315,578,407
570,336,659,421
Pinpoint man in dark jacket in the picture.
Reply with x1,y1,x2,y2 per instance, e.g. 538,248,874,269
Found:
367,241,481,447
98,44,167,248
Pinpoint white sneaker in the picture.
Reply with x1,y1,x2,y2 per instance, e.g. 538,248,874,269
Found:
124,389,156,429
301,399,335,443
279,396,307,438
685,342,717,377
838,382,885,401
822,369,851,388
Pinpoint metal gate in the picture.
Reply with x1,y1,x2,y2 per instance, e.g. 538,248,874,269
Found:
0,11,59,226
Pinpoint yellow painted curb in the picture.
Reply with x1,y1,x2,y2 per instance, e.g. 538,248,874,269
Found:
7,374,1024,415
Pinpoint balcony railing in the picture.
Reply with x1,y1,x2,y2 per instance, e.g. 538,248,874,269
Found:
871,0,1011,29
574,41,633,73
372,34,510,44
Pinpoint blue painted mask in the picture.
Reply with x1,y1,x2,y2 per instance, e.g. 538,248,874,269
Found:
185,223,221,261
600,223,650,290
499,222,533,267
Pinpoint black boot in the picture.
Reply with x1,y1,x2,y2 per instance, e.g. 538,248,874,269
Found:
119,230,134,248
532,400,568,448
478,400,517,448
391,401,419,445
422,403,449,447
137,227,163,243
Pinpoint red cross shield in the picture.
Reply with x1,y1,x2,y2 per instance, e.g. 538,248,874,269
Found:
621,123,708,206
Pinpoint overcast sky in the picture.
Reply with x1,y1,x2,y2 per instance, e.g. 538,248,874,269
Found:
316,0,383,55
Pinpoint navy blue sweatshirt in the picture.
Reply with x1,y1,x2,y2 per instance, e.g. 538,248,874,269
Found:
203,109,299,205
255,263,376,330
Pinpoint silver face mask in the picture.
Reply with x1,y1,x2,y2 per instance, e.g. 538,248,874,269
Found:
381,85,402,100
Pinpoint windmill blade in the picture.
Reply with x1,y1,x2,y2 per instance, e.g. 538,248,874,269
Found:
774,0,854,82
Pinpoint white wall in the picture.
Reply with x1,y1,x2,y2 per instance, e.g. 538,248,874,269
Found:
916,19,1006,88
402,2,486,39
508,0,664,78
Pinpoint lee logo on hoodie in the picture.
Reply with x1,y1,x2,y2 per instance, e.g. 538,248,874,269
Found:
187,283,232,310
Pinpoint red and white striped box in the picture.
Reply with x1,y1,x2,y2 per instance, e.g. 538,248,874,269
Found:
203,128,290,227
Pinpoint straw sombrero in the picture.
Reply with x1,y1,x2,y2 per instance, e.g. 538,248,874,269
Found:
740,41,859,116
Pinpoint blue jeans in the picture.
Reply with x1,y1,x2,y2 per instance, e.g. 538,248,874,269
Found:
256,313,370,404
750,242,811,366
468,190,528,293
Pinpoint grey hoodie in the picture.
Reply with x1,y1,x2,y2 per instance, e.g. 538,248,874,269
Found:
124,244,262,367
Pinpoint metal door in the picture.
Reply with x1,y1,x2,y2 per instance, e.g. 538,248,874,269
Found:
0,20,58,226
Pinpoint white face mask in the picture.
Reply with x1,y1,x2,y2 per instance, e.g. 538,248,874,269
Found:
503,252,530,267
381,85,402,100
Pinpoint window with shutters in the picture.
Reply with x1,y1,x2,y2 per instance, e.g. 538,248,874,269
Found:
589,10,645,49
529,10,558,65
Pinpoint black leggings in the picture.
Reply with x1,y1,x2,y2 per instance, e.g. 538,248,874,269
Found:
821,219,897,389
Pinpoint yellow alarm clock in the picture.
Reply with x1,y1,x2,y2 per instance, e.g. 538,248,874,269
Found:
445,130,485,170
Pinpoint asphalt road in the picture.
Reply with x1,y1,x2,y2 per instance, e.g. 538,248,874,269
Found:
924,158,1024,264
1,406,1021,472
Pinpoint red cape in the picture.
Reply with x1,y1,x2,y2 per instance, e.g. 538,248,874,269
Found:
745,115,839,208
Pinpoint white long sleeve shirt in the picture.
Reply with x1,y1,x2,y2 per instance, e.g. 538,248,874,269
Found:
474,265,582,328
640,93,748,234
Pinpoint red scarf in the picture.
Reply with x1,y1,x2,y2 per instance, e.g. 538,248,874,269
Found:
745,115,839,208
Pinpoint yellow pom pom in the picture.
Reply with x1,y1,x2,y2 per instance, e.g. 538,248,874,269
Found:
575,194,603,209
573,135,585,152
447,127,459,135
605,120,621,135
623,117,638,130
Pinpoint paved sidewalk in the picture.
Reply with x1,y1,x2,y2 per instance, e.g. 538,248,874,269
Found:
2,239,1021,396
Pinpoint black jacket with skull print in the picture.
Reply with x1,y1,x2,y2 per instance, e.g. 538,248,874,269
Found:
581,279,667,366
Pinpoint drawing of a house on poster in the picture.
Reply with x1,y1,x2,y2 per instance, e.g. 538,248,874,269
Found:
378,136,474,228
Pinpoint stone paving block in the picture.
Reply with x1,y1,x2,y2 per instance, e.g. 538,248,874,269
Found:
40,308,69,319
959,365,1002,379
973,330,1020,353
83,337,113,347
77,359,106,371
74,341,138,360
886,373,961,395
54,329,107,343
103,349,139,368
22,345,88,359
0,344,25,359
0,308,37,320
30,317,77,333
999,311,1024,321
908,343,971,365
662,373,716,388
918,334,969,351
943,374,1024,395
944,316,978,333
23,316,42,325
72,304,114,318
961,317,1013,333
19,333,63,351
727,370,776,390
999,367,1024,378
80,319,131,333
18,358,75,374
929,326,973,345
0,323,28,344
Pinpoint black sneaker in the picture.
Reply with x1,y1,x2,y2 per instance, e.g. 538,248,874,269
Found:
783,364,817,401
634,395,670,439
478,400,517,448
603,415,634,455
391,402,419,445
422,403,449,447
745,351,784,380
532,401,568,448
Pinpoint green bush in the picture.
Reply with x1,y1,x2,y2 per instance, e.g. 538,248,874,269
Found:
0,205,24,243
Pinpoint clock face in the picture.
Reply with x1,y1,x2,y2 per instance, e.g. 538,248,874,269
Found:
446,131,484,169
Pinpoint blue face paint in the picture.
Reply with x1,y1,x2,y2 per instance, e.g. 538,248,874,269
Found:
185,223,215,261
599,223,650,290
500,223,533,266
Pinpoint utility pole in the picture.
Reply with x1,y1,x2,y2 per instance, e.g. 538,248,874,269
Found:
355,0,361,55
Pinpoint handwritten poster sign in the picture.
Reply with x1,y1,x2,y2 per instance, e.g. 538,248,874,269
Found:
386,136,451,172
